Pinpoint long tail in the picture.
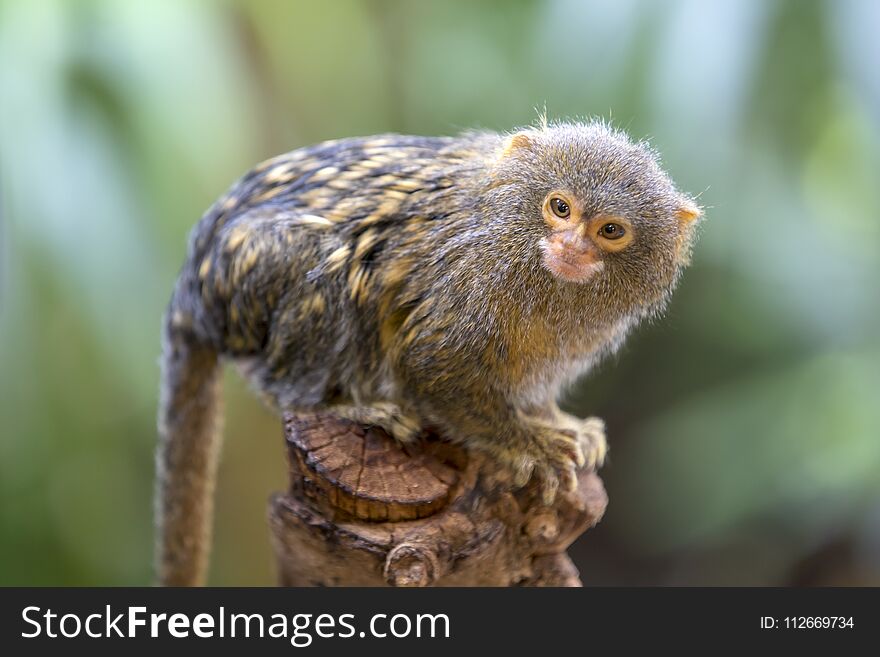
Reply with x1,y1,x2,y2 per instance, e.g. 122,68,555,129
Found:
155,317,224,586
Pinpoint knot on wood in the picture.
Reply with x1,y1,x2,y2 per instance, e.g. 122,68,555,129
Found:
384,543,440,587
525,510,560,544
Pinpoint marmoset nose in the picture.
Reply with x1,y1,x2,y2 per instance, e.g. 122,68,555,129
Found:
557,224,594,254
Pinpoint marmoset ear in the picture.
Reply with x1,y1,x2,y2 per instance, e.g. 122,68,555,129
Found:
500,131,537,158
673,198,701,265
675,199,702,223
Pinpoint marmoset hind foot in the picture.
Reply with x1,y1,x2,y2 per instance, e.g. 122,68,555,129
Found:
555,411,608,471
323,402,422,444
486,410,607,504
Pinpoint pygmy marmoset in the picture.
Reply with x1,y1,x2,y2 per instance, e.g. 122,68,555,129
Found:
156,120,702,585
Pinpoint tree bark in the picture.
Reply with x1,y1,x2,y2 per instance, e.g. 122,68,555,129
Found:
269,412,607,587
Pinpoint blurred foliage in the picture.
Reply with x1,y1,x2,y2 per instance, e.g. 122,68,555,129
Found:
1,0,878,585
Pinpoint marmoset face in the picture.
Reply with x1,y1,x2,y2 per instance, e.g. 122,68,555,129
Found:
496,122,701,314
539,190,638,284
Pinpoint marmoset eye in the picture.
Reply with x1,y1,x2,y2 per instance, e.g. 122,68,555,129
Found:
550,197,570,218
599,223,625,240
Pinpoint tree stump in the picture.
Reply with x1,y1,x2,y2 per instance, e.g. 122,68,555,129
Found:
269,412,607,586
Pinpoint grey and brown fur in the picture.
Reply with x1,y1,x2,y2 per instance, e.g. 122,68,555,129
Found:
156,121,701,585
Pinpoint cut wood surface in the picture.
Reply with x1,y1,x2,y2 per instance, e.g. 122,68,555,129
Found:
270,412,607,586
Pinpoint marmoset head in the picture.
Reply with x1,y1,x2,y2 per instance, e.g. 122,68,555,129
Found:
487,120,701,319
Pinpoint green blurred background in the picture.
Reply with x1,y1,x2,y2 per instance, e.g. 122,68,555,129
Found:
1,0,878,586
